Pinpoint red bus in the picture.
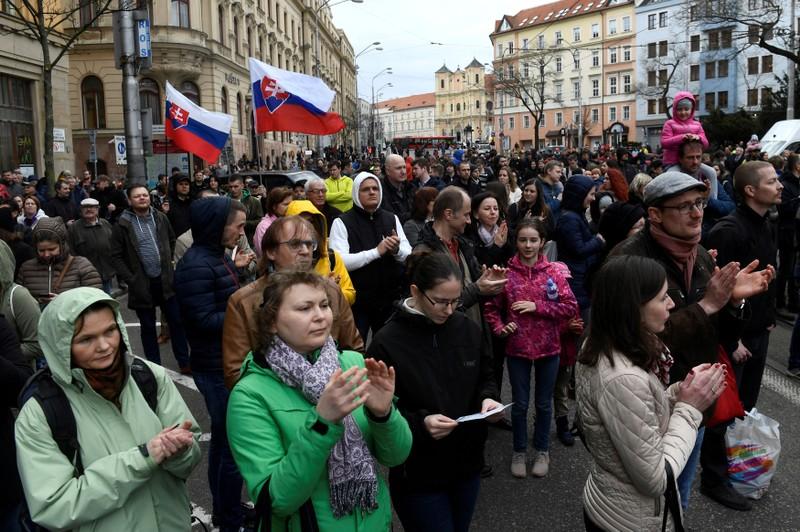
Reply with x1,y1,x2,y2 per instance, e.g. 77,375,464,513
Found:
392,136,455,155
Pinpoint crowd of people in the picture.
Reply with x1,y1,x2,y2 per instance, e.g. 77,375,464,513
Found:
0,103,790,532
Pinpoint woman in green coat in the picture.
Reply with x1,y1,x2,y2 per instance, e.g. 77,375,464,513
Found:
15,287,201,531
227,270,412,531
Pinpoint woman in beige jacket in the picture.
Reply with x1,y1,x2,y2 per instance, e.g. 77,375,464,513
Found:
576,256,725,531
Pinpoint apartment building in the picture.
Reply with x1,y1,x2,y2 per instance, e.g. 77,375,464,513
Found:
375,92,435,143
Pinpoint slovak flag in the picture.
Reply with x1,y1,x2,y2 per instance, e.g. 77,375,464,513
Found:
249,58,345,136
164,82,233,163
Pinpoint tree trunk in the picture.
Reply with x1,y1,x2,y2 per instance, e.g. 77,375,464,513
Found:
38,2,55,184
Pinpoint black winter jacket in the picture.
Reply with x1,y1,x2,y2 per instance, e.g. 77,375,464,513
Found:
167,194,192,236
611,227,746,383
174,197,241,373
778,171,800,244
110,208,176,309
367,305,498,491
707,204,776,335
380,179,415,224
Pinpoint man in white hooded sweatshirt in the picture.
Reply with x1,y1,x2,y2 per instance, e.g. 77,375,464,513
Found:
330,172,411,340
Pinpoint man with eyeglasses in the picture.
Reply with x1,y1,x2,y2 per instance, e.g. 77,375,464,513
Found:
305,177,341,234
612,171,772,512
677,140,734,233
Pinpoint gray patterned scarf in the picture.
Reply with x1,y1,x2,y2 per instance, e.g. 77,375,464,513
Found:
265,335,378,518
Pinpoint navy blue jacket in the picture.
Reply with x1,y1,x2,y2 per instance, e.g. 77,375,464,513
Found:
174,197,240,373
555,175,604,310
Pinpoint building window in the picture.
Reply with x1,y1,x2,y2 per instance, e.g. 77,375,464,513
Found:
555,82,563,100
748,56,759,75
717,60,728,77
556,56,562,72
591,108,599,122
623,105,630,120
609,47,618,64
622,16,631,32
705,92,715,110
609,106,617,121
609,19,617,35
81,75,106,129
80,0,98,27
718,91,728,108
523,62,530,77
573,81,580,100
139,78,161,125
648,99,657,114
648,43,656,59
456,103,461,112
538,34,545,48
609,76,617,95
170,0,190,28
440,79,444,89
180,81,200,105
762,88,772,105
659,12,668,27
705,62,716,79
623,46,631,62
659,40,668,57
591,23,599,38
556,112,563,125
623,74,631,93
247,26,253,57
524,115,530,128
748,0,758,8
540,114,546,127
573,27,581,42
690,4,698,20
658,69,667,85
762,55,773,73
509,117,515,130
592,78,599,97
648,14,656,30
237,92,244,133
648,70,656,87
721,29,732,48
522,38,529,50
233,17,239,54
259,35,265,60
690,35,700,51
747,88,758,106
592,50,599,67
221,87,228,114
218,5,226,44
708,31,719,50
476,99,480,109
690,64,699,81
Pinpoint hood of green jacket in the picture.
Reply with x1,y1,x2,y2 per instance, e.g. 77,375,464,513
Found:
39,287,131,386
0,239,14,299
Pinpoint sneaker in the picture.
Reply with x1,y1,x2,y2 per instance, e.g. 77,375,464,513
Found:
511,452,527,478
531,451,549,477
699,483,752,511
556,416,575,447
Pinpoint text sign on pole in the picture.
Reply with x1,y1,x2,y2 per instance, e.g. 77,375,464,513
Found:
137,19,151,58
114,135,127,165
88,129,97,163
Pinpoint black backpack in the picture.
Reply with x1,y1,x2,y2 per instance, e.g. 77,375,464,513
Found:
18,357,158,476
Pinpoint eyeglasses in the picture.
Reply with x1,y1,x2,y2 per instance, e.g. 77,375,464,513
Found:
307,188,326,195
660,198,708,215
279,239,318,252
422,291,461,309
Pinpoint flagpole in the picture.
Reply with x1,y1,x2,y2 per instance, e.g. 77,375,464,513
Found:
254,133,264,188
164,136,168,179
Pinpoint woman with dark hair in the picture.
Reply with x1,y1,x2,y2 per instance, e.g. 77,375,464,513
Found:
15,287,200,531
253,186,294,257
368,251,503,532
403,186,438,247
507,179,553,235
17,195,47,244
577,256,725,532
226,270,410,531
466,191,513,268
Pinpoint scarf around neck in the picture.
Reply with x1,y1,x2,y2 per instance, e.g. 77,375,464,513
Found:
478,223,498,246
81,350,126,407
265,335,378,518
649,222,700,292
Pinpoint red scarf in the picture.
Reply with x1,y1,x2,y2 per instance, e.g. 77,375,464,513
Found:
649,222,700,292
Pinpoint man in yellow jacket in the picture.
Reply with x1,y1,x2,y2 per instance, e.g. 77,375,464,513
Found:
323,160,353,212
285,200,356,305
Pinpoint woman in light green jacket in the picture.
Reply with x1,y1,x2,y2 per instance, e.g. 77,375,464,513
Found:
227,270,412,531
15,287,201,531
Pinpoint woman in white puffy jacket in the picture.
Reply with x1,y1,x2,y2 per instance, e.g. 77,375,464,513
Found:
576,256,726,532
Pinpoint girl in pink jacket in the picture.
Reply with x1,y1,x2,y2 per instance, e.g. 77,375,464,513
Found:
484,218,578,479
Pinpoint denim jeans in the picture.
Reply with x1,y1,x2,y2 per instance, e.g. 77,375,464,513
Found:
0,501,27,532
735,331,770,411
135,277,189,368
788,314,800,370
507,355,560,452
677,426,704,510
391,474,481,532
193,371,243,532
101,278,113,295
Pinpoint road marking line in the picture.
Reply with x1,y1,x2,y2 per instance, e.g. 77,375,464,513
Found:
123,322,162,328
164,367,199,392
763,366,800,406
199,433,211,442
190,502,215,531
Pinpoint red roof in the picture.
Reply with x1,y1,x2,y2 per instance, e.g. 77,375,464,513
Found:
377,92,436,111
492,0,630,35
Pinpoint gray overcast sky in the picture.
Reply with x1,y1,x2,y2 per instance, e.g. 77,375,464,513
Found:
332,0,549,102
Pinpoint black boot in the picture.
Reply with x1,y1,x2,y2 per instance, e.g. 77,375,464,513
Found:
556,416,575,447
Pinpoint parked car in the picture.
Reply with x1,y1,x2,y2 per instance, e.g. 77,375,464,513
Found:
760,120,800,157
218,170,316,190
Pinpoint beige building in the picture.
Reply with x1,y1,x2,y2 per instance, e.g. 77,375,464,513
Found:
434,59,493,144
375,92,435,143
0,5,73,176
62,0,357,178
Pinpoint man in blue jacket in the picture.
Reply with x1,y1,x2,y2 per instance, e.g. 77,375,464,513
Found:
174,196,253,532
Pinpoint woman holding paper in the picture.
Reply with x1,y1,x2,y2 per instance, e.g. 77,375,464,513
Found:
367,251,503,532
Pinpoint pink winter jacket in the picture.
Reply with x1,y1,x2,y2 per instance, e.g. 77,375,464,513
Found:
660,91,709,166
484,254,578,361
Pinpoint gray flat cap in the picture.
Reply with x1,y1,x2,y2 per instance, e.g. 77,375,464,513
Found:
643,171,707,206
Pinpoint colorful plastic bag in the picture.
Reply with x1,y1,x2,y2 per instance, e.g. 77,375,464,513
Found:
725,408,781,500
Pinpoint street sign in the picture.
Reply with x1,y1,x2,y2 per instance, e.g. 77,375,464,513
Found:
53,128,65,142
137,19,151,59
114,135,127,165
53,142,65,153
88,129,97,163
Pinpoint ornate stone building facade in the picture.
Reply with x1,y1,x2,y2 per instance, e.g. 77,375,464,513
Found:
434,59,493,144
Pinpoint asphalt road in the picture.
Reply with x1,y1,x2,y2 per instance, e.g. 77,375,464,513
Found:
116,294,800,531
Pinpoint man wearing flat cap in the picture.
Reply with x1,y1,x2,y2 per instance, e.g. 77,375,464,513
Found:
610,171,773,512
68,197,115,294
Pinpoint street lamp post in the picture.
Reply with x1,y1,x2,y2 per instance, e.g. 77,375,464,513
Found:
313,0,363,156
354,42,381,151
374,82,392,146
369,67,392,149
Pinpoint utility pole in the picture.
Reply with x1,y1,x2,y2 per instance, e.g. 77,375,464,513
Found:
788,0,796,120
113,0,149,184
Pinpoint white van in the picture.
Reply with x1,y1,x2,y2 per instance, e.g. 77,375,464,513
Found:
760,120,800,157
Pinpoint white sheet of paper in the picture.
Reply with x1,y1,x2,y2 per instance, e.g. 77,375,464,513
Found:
456,403,513,423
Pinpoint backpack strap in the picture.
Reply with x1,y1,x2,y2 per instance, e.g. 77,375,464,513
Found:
19,368,84,476
130,357,158,413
